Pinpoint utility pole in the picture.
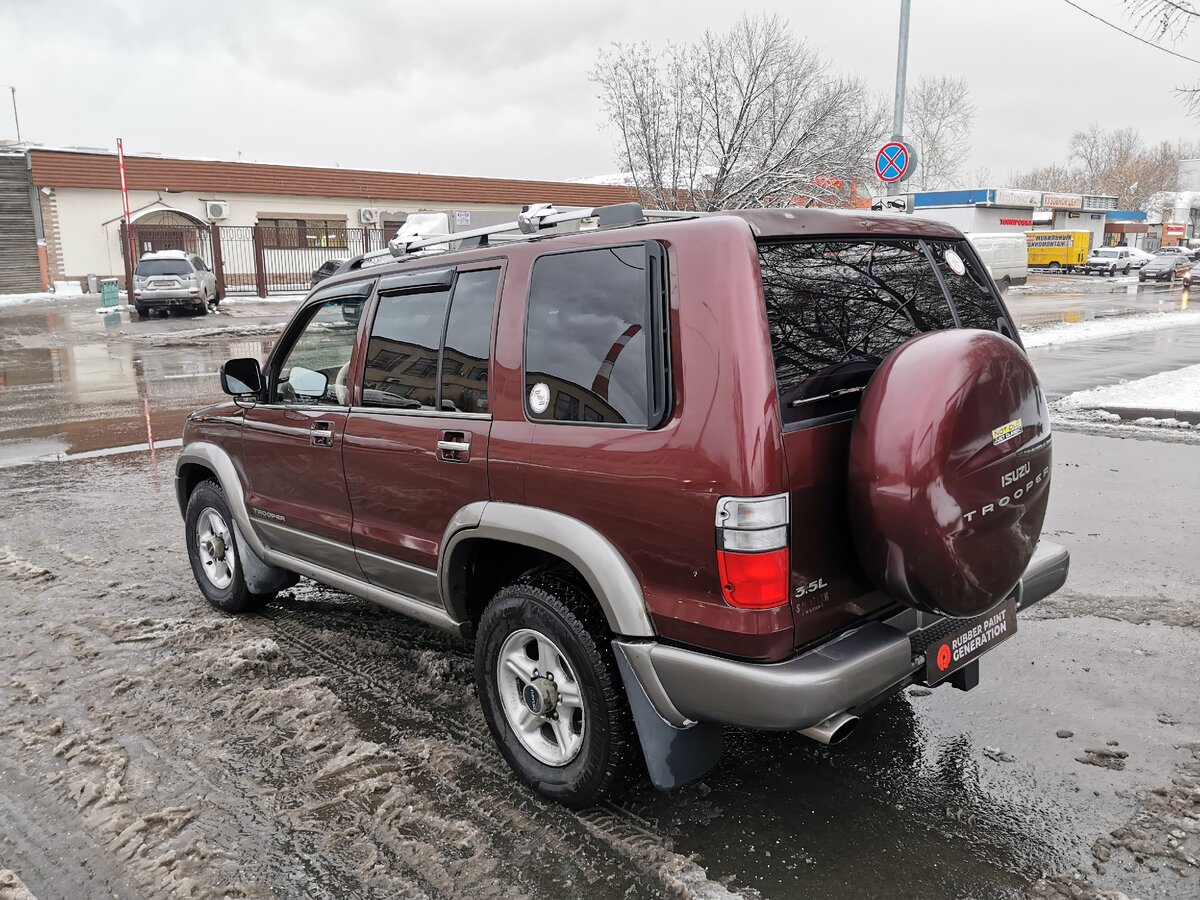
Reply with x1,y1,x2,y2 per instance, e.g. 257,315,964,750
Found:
887,0,911,197
0,85,20,143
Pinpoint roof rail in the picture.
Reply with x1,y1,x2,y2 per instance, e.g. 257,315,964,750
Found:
335,202,702,275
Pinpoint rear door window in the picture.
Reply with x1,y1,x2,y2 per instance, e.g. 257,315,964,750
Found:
927,241,1015,338
758,240,955,424
759,238,1016,426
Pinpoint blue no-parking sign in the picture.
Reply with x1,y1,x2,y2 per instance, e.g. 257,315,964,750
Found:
875,140,915,183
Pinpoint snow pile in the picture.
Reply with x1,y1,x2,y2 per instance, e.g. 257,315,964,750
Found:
1057,363,1200,415
0,290,105,308
1021,310,1200,349
53,279,84,295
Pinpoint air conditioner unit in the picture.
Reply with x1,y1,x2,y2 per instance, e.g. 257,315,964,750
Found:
206,200,230,220
359,207,381,225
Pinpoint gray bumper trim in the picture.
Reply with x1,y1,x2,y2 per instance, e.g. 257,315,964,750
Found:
1017,540,1070,610
617,622,914,731
617,539,1071,732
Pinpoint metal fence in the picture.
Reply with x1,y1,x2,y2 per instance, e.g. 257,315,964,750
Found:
121,222,386,297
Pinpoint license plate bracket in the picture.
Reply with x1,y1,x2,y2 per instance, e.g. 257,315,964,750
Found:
923,599,1017,685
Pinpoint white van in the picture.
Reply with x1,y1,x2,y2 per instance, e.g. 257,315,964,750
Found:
966,233,1029,289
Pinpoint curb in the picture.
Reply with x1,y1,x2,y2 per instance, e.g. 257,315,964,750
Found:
1096,406,1200,425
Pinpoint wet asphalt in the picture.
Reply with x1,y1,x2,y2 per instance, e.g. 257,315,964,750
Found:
1,280,1198,899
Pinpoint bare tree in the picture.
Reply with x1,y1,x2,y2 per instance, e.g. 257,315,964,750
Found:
1008,126,1200,208
1122,1,1200,117
591,14,886,210
904,75,976,191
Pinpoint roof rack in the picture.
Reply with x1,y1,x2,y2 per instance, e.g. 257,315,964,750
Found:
338,201,700,274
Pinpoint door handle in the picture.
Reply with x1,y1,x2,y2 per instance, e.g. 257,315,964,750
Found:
437,430,471,462
311,420,335,447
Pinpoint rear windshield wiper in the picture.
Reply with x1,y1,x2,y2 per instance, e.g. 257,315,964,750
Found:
789,385,866,407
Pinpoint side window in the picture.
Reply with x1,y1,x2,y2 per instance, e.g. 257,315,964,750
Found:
274,299,360,406
361,287,451,410
441,269,500,414
525,246,653,426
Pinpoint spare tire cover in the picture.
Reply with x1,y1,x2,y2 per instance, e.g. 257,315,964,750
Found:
848,329,1051,618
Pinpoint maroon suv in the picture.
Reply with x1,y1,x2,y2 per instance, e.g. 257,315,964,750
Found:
177,205,1069,807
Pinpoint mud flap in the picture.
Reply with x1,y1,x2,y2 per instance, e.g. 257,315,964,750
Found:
233,523,300,595
613,646,722,790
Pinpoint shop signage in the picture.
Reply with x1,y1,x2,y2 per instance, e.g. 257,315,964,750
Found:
993,188,1040,207
1165,223,1186,236
1082,195,1118,211
998,218,1033,226
1041,193,1083,210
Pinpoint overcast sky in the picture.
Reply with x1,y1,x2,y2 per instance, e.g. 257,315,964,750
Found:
2,0,1197,185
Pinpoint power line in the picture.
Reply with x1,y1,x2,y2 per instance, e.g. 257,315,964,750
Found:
1061,0,1200,65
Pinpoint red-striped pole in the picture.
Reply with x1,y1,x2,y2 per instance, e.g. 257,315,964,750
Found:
117,138,135,269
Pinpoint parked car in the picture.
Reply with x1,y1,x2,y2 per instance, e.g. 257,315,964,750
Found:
1126,246,1155,268
1139,254,1194,284
1155,246,1197,261
177,204,1069,807
966,232,1028,288
132,251,218,318
310,258,347,288
1078,247,1136,276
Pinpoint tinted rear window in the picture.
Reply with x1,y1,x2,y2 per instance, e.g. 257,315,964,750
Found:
136,259,193,276
758,238,1011,426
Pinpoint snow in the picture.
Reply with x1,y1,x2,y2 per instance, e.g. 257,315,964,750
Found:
53,280,83,295
569,172,636,186
0,290,105,307
1020,310,1200,349
1057,363,1200,414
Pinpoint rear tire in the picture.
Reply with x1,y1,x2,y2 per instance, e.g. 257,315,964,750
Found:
475,570,640,808
134,305,150,319
1048,261,1062,273
185,479,274,613
195,301,209,316
1123,265,1130,275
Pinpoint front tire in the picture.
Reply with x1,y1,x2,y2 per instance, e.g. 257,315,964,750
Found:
185,480,273,613
475,571,640,808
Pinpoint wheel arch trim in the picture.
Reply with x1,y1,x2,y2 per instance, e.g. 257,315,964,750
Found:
439,502,655,638
175,441,269,561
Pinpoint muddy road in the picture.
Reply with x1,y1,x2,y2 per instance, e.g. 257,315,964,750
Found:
1,297,1198,899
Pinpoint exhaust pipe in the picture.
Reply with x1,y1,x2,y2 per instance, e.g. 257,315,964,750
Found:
800,712,859,745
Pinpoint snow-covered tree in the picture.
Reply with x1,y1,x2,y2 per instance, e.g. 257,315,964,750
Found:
590,14,886,211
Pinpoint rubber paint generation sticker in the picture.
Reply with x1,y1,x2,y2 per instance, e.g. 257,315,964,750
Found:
991,418,1023,446
529,382,551,415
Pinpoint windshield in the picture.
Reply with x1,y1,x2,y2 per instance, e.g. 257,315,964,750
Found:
136,259,193,277
1094,250,1118,258
758,238,1015,426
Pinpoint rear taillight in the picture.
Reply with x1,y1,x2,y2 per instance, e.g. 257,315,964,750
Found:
715,494,789,609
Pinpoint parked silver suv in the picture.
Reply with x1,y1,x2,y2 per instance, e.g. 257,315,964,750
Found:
132,250,219,318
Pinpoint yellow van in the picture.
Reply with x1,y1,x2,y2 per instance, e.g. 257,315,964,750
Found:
1025,231,1092,272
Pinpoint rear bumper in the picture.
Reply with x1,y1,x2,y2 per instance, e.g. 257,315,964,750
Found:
617,540,1070,731
135,290,203,304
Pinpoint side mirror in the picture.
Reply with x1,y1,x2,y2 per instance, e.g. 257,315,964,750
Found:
287,366,329,400
220,357,263,396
